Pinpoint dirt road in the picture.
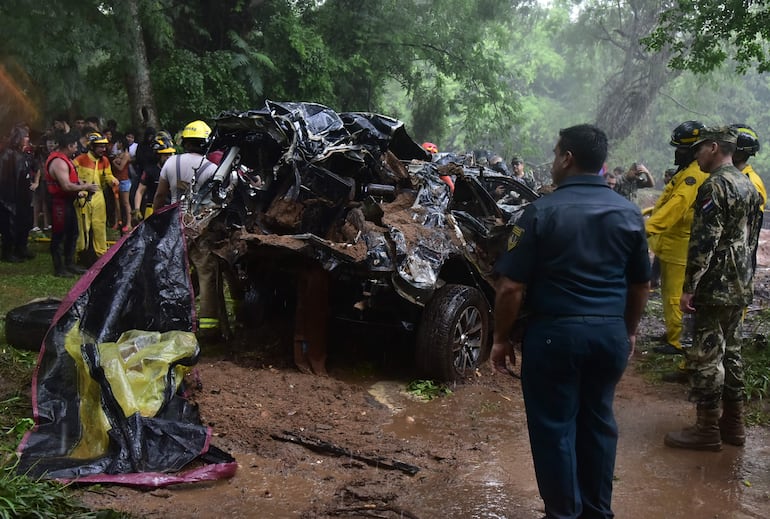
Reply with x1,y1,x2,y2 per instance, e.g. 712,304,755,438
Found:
79,337,770,518
74,229,770,517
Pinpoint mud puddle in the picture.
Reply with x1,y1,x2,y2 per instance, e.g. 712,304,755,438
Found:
79,360,770,518
370,375,770,518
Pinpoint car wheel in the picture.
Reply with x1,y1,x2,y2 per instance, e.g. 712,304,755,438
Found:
415,284,491,382
5,298,61,352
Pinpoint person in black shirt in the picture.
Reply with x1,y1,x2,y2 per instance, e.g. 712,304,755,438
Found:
133,137,174,220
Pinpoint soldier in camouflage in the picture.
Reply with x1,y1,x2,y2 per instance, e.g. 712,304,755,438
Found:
665,126,763,452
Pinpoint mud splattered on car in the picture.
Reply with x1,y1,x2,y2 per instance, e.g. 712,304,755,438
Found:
184,101,539,381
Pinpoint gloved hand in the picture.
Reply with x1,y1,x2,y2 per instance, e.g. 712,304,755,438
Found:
132,209,143,222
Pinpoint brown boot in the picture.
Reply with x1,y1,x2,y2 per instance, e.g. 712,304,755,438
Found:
719,400,746,446
665,407,722,451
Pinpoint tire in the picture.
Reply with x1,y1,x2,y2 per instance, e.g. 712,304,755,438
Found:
4,298,61,352
415,284,491,382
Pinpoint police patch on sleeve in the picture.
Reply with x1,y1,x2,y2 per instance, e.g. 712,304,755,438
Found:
684,176,696,186
508,225,525,251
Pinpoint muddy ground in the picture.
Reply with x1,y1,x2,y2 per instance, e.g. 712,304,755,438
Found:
77,340,770,519
74,232,770,518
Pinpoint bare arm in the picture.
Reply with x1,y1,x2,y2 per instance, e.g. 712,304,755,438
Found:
112,151,129,171
151,177,170,212
134,183,146,213
625,281,650,357
49,158,98,193
30,167,40,190
491,275,526,374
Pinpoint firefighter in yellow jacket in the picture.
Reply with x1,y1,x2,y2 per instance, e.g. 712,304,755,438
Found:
73,132,118,260
730,124,766,212
645,121,709,355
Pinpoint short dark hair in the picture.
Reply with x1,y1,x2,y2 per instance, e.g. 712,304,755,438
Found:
55,131,78,148
558,124,608,173
9,123,28,149
114,132,128,150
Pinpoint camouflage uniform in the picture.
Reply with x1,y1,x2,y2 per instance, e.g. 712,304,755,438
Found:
683,162,763,408
615,171,650,202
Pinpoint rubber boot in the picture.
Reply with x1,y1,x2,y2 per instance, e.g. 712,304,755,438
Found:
2,242,22,263
15,245,35,260
64,255,87,275
664,407,722,451
719,400,746,446
52,251,73,278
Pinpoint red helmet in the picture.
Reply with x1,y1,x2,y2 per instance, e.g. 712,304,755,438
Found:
422,142,438,154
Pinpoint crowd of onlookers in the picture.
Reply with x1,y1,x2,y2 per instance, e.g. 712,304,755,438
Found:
0,115,176,274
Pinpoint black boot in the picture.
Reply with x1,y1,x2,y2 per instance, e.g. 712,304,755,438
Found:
52,251,74,278
15,246,35,260
1,253,23,263
2,243,23,263
64,256,87,275
719,400,746,447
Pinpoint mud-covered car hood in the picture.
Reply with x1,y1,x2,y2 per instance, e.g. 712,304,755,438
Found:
189,100,536,304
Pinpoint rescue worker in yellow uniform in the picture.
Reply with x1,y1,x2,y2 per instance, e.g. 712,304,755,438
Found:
730,124,766,211
646,121,709,355
73,132,118,261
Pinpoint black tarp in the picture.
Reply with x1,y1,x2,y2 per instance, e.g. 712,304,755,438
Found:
16,204,236,487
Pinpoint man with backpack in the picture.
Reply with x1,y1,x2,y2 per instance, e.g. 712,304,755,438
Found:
152,120,222,341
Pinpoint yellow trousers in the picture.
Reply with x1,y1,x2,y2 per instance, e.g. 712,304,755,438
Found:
660,259,685,349
75,192,109,257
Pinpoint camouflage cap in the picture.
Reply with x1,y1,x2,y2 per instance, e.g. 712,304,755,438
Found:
691,126,738,147
510,155,523,165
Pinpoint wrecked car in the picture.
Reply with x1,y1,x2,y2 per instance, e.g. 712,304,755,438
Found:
187,101,538,382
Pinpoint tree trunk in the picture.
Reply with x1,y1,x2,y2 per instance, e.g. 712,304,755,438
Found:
122,0,158,132
592,5,681,143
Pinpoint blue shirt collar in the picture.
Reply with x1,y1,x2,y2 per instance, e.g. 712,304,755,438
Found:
556,174,607,189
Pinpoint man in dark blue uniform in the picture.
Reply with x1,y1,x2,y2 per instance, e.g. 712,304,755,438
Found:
492,124,651,519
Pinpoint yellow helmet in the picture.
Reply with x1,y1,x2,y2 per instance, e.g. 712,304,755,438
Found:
181,120,211,140
86,132,109,146
152,138,175,155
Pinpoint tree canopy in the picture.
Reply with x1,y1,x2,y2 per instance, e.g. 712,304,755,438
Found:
2,0,770,186
645,0,770,74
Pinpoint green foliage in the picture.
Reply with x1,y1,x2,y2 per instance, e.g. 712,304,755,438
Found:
2,416,33,447
0,241,131,518
0,348,36,396
0,243,79,315
0,0,117,129
152,48,250,130
252,2,338,106
743,330,770,403
0,455,129,519
406,379,452,401
635,310,770,424
2,0,770,193
644,0,770,74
